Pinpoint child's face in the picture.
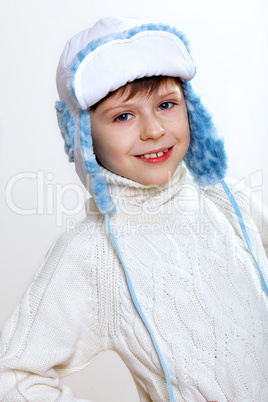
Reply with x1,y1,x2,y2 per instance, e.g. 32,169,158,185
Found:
90,79,190,186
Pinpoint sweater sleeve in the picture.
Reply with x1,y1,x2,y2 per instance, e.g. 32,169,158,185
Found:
133,378,152,402
215,177,268,258
229,180,268,257
249,191,268,257
0,230,108,401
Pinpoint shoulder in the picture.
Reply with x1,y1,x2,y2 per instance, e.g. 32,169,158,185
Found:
181,168,252,220
16,214,109,323
201,176,251,217
200,176,268,245
32,214,106,289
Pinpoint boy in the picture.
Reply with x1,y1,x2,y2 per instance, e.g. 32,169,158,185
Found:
0,16,268,402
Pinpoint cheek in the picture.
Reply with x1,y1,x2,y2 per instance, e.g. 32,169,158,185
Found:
91,131,109,167
92,132,122,171
185,125,191,144
172,117,190,144
93,137,111,165
91,122,111,158
180,112,190,143
183,129,191,154
91,135,104,161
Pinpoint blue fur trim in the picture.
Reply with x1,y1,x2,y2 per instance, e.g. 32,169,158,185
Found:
182,81,228,186
79,110,116,214
55,101,75,162
67,23,193,107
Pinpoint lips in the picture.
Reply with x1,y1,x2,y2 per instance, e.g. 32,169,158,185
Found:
135,146,174,164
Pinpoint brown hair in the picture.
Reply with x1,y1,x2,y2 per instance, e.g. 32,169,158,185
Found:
90,76,183,111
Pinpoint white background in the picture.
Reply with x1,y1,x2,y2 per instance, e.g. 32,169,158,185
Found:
0,0,267,400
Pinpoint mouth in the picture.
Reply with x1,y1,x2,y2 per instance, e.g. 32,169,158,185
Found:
135,146,174,163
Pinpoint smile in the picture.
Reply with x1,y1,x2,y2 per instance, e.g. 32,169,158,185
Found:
139,148,170,159
135,146,173,164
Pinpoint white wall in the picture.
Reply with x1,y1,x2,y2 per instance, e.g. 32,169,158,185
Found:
0,0,267,400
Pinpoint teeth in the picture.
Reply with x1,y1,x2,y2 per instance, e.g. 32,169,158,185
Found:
140,148,169,159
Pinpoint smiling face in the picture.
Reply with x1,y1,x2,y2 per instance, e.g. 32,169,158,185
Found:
90,77,190,186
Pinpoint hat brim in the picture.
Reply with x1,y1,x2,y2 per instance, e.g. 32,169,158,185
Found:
71,27,195,109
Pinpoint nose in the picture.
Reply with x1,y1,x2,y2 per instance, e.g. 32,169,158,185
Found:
140,114,165,141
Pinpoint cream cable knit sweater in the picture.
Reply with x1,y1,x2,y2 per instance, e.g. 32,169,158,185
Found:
0,165,268,402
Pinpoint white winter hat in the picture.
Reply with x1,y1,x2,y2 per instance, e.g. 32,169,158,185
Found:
56,16,195,112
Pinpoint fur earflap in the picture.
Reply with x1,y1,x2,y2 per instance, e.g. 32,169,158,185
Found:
182,81,227,186
79,110,116,214
55,101,75,162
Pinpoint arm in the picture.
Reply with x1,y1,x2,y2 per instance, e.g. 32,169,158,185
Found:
249,191,268,257
216,177,268,257
0,231,108,401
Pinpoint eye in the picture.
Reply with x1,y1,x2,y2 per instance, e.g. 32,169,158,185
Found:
158,102,175,111
115,113,133,122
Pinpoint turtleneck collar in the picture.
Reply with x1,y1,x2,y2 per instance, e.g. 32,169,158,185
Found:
86,163,195,214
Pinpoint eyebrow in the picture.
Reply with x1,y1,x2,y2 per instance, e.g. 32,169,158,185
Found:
100,101,136,115
100,90,182,115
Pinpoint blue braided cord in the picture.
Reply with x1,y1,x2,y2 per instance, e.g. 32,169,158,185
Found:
104,213,174,402
221,180,268,296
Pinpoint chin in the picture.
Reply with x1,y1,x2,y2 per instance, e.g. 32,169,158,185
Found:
138,172,174,187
